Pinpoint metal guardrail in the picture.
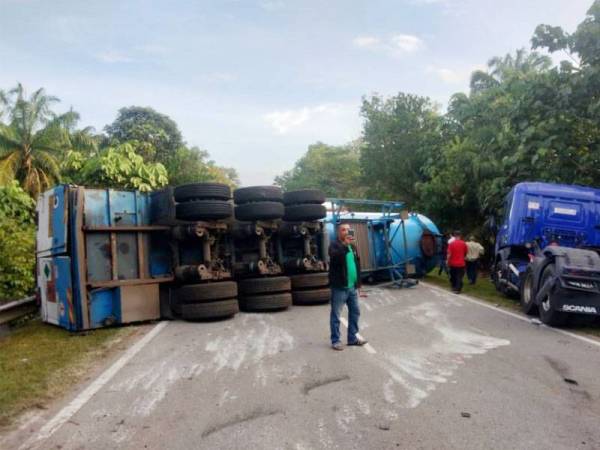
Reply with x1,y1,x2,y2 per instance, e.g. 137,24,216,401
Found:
0,296,37,326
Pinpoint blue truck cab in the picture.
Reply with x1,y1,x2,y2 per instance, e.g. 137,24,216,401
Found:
493,182,600,325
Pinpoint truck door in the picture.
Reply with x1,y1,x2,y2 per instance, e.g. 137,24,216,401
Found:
36,185,68,258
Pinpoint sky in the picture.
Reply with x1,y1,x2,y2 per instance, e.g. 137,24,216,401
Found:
0,0,594,185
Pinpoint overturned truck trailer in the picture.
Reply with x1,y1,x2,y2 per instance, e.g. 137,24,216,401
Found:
36,185,173,331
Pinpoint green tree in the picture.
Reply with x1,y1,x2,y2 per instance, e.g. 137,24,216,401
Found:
0,181,35,301
104,106,183,162
275,141,365,198
62,142,169,192
360,93,444,204
470,49,552,93
0,84,67,197
164,145,239,187
104,105,238,187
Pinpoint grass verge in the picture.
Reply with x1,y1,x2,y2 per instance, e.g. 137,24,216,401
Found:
0,319,133,427
424,270,600,338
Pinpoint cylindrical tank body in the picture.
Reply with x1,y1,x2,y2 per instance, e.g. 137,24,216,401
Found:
325,212,441,278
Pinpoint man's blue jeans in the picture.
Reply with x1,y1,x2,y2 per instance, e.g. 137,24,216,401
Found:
330,287,360,345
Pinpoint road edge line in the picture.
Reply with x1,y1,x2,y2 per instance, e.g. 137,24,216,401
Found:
20,321,169,449
421,281,600,349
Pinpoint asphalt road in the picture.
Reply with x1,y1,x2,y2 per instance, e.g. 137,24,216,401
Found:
4,282,600,450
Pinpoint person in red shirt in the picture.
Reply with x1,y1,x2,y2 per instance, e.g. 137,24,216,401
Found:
446,230,468,293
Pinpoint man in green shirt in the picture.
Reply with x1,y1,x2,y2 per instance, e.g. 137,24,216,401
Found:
328,224,367,351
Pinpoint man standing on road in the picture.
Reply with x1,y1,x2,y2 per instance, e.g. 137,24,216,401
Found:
447,230,468,294
466,235,485,285
328,223,367,351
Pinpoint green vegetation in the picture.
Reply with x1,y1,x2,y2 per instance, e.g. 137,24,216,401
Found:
0,182,36,302
425,271,520,311
275,141,365,197
0,319,131,426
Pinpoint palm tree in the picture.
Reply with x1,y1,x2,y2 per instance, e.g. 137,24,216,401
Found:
470,49,552,94
0,84,94,198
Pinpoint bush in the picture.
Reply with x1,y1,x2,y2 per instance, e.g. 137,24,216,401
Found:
0,182,35,302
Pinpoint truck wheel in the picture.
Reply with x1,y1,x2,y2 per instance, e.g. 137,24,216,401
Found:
238,292,292,312
538,264,567,326
174,183,231,202
292,288,330,305
519,268,538,315
234,186,283,204
176,200,233,221
180,299,239,320
283,189,325,206
238,276,291,295
234,201,284,221
174,281,238,303
283,204,327,221
290,272,329,290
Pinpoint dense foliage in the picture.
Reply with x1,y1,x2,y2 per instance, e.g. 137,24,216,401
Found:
275,141,365,198
0,182,35,301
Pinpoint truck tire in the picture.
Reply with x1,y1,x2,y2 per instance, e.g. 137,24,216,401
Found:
538,264,568,326
519,267,538,315
174,183,231,202
180,299,239,320
234,201,284,221
234,186,283,204
283,204,327,222
292,288,330,305
238,276,290,295
176,200,233,221
290,272,329,290
174,281,238,303
238,292,292,312
283,189,325,206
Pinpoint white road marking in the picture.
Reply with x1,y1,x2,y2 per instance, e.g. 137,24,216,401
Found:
339,317,376,354
20,321,169,450
422,282,600,349
379,300,510,409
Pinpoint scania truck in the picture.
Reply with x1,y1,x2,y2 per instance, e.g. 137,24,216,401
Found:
492,182,600,326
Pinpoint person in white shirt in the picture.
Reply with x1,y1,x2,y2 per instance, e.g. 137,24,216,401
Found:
465,236,485,284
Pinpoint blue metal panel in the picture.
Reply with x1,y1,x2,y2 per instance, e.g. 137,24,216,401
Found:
37,185,69,256
89,288,122,328
150,232,172,277
53,256,76,330
109,190,137,225
84,189,111,226
69,188,84,329
498,182,600,251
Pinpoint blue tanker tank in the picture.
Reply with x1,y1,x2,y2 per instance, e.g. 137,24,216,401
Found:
324,203,441,280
